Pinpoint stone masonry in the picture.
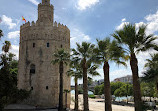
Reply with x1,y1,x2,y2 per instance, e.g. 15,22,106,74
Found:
18,0,71,108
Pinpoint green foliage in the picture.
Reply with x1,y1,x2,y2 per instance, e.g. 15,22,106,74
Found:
88,94,96,99
0,41,30,110
93,38,126,66
52,48,70,65
114,88,121,97
141,82,155,97
111,82,126,95
78,87,83,94
94,84,104,95
112,24,157,54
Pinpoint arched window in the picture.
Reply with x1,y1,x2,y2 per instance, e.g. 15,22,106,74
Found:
30,64,35,74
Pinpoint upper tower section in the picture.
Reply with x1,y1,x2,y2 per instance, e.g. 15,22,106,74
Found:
37,0,54,24
42,0,50,4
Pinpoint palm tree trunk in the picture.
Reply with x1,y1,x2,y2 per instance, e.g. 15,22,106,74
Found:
65,92,67,109
75,77,79,111
156,82,158,91
83,58,89,111
59,62,64,111
130,53,142,111
103,62,112,111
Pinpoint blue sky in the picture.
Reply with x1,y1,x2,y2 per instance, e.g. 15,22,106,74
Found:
0,0,158,85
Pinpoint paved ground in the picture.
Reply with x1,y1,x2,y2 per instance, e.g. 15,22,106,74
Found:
5,95,135,111
70,94,134,111
4,104,58,111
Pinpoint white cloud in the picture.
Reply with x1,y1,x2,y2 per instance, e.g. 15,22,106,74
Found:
122,18,126,22
77,0,99,10
28,0,39,5
70,28,91,48
144,11,158,35
116,22,129,30
1,15,16,29
10,45,19,59
8,31,20,39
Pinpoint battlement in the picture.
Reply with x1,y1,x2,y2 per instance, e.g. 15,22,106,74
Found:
54,21,70,32
20,21,69,32
38,3,54,9
20,21,38,30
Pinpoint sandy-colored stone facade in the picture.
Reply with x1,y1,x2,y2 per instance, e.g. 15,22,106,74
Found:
18,0,71,108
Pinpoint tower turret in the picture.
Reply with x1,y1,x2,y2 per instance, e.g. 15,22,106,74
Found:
42,0,50,5
38,0,54,24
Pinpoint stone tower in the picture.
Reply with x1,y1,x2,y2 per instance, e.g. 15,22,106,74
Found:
18,0,70,108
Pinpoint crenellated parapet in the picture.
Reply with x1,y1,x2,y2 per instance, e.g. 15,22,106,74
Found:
20,21,70,43
54,21,70,32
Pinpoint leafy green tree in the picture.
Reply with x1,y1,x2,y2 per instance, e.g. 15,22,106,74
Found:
111,82,126,95
120,84,133,104
114,88,121,102
112,24,157,111
93,38,126,111
52,49,70,111
141,82,155,101
0,41,29,110
94,85,101,95
2,41,11,53
72,42,95,111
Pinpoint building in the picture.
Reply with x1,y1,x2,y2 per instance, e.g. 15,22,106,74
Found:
113,75,132,83
17,0,70,108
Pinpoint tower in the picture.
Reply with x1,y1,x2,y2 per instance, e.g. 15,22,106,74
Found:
38,0,54,24
18,0,70,108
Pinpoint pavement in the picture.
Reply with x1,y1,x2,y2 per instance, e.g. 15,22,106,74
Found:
4,104,58,111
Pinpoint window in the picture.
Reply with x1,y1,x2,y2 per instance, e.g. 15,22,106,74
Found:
61,45,63,48
47,43,49,47
46,86,48,90
31,87,33,90
30,64,35,74
33,43,35,48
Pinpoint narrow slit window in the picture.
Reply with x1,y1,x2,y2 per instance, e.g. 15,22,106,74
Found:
46,86,48,90
61,45,63,48
33,43,35,48
47,43,49,47
31,87,33,90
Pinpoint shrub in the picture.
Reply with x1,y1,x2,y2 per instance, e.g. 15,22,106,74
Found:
88,94,96,99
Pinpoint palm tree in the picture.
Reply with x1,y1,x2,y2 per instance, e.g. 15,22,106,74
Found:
143,54,158,91
112,24,157,111
72,42,95,111
67,57,82,111
68,56,99,111
52,49,70,111
2,41,11,53
63,89,70,109
93,38,126,111
144,54,158,68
